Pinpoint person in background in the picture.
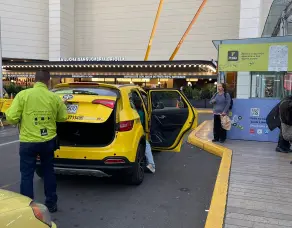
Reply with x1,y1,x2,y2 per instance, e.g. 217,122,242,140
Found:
180,86,184,93
210,83,231,143
134,99,155,173
5,70,68,213
267,95,292,153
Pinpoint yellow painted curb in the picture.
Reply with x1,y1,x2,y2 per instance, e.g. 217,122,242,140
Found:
187,120,232,228
197,109,213,114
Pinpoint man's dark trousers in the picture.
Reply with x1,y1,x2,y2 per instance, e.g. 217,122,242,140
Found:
19,137,58,207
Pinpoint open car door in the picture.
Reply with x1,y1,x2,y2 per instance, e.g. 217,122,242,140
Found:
148,89,196,152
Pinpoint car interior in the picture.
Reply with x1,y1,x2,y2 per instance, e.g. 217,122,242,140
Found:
149,91,190,148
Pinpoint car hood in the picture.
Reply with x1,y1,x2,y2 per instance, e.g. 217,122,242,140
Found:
0,190,31,214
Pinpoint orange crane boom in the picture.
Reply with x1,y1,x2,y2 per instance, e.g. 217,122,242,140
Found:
169,0,208,60
144,0,165,61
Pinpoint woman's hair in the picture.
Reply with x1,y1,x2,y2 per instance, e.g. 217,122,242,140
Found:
218,83,227,91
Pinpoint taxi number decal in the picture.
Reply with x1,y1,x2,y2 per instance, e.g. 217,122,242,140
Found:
67,115,100,121
67,115,84,120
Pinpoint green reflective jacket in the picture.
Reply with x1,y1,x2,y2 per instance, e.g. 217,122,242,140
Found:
5,82,68,142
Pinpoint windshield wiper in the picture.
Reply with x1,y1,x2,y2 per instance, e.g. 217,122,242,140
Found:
72,90,99,95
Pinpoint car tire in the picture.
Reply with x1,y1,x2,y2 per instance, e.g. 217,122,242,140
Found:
126,143,146,185
35,168,43,179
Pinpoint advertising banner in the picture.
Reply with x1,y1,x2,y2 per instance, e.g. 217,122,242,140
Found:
218,42,292,72
227,98,280,142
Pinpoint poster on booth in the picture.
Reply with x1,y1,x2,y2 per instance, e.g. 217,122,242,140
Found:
218,42,292,72
227,99,280,142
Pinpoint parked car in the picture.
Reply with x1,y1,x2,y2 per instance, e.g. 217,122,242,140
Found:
0,189,57,228
2,88,9,98
35,82,197,185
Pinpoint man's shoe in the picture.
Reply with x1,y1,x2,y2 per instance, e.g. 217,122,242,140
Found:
275,147,289,153
46,204,58,213
219,140,226,143
212,139,218,142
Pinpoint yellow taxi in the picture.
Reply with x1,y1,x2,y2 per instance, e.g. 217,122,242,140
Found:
35,82,197,185
0,189,57,228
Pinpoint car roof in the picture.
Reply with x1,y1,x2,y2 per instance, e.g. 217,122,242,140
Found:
54,82,144,91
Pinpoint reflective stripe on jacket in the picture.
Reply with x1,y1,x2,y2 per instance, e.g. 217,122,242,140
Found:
5,82,68,142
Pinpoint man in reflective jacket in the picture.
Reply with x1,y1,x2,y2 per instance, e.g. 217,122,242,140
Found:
5,70,68,213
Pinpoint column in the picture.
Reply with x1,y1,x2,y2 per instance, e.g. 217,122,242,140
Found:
236,0,262,98
49,0,75,61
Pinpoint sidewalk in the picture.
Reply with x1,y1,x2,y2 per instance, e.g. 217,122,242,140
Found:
189,120,292,228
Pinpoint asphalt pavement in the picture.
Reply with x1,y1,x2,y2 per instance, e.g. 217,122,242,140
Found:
0,113,219,228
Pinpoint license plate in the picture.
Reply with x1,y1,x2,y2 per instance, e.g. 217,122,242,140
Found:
67,104,79,114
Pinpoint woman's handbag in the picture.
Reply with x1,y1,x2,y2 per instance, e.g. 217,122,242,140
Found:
279,99,292,142
281,122,292,142
220,115,231,131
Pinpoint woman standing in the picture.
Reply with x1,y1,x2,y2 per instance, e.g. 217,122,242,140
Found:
210,83,231,143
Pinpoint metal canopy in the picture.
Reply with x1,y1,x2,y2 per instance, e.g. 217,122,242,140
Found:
1,60,217,76
2,60,216,68
262,0,292,37
212,35,292,50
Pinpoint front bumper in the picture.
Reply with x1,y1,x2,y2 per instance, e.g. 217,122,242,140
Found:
36,157,134,177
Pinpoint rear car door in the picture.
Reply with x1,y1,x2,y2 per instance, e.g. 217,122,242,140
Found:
148,89,196,152
53,85,118,124
52,84,119,147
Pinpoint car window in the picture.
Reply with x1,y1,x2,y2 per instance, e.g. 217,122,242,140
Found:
139,91,148,110
129,91,144,111
128,93,136,110
151,91,187,110
52,87,118,96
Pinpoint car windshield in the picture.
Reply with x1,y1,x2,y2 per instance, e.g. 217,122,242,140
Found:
52,87,118,97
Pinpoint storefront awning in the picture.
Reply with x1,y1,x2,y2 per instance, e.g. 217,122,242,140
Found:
2,72,217,79
2,60,216,73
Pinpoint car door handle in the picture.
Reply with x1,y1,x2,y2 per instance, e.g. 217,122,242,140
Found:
157,115,166,119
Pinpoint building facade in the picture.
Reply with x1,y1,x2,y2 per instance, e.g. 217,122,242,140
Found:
1,0,244,61
0,0,285,95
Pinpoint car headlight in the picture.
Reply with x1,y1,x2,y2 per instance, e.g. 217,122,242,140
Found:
30,201,52,227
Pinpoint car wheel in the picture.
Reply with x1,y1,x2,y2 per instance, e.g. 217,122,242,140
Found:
35,167,43,179
126,143,146,185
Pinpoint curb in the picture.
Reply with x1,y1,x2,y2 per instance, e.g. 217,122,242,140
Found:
197,109,213,114
187,121,232,228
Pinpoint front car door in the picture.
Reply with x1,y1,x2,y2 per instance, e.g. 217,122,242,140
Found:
148,89,196,152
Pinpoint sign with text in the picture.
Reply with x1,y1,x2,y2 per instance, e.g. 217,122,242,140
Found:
218,42,292,72
59,57,126,61
227,98,280,142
